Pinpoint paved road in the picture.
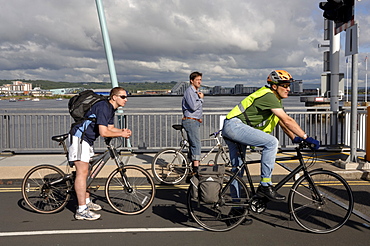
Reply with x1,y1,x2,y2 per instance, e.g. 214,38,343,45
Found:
0,185,369,246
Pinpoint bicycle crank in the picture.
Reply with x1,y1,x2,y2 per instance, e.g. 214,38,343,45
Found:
249,196,268,214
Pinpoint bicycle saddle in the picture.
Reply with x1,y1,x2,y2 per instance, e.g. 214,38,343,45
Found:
172,124,183,131
51,133,69,142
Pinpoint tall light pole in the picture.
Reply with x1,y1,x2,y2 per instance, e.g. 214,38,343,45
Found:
95,0,118,88
365,56,368,102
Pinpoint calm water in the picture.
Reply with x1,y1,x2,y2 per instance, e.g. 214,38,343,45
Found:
0,95,306,112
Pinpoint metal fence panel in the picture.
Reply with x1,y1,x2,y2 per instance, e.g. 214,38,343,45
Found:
0,109,366,153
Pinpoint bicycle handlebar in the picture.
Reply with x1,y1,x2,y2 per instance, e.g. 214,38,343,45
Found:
209,130,222,137
298,141,317,152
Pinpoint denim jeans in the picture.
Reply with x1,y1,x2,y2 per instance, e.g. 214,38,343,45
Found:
182,118,201,161
222,117,279,186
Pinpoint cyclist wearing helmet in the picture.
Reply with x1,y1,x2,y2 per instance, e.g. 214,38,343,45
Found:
222,70,319,200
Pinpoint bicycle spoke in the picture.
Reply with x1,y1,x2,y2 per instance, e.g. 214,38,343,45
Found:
289,170,353,233
151,149,189,184
106,166,155,215
187,171,250,232
22,165,71,214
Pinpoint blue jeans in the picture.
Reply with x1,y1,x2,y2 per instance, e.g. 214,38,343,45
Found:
222,117,279,186
182,119,201,161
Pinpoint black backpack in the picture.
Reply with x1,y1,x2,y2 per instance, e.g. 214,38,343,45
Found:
68,90,108,142
68,90,107,124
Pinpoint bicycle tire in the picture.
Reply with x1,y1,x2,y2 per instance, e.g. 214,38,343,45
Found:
187,171,250,232
151,148,189,184
288,170,354,233
22,164,72,214
105,165,156,215
214,147,230,167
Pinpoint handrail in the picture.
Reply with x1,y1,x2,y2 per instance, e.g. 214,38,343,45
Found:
0,109,366,153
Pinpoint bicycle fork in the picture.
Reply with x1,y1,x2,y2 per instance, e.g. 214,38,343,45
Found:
110,147,134,193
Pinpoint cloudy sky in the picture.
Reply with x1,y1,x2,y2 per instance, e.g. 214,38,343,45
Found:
0,0,369,87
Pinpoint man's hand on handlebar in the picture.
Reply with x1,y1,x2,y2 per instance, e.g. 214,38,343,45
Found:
292,137,304,143
305,137,320,150
292,136,320,150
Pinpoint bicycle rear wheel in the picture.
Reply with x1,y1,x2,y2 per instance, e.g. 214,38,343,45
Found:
187,171,250,232
289,170,353,233
105,165,156,215
22,165,72,214
151,148,189,184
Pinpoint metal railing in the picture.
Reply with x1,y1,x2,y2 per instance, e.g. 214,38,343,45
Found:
0,108,367,153
344,109,367,150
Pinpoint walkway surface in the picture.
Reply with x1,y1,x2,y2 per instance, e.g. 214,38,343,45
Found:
0,149,369,182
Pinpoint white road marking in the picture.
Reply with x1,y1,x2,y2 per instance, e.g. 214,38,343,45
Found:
0,227,204,237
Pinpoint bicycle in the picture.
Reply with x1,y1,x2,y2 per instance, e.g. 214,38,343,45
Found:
186,140,354,233
22,133,156,215
151,124,230,185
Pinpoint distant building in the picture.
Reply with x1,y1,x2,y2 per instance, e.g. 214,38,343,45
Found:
50,88,85,95
234,84,244,94
243,87,258,94
0,81,32,96
171,81,188,95
212,86,222,95
30,87,52,97
290,80,303,94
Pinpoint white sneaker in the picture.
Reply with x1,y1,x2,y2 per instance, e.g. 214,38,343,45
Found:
87,201,102,211
75,208,101,221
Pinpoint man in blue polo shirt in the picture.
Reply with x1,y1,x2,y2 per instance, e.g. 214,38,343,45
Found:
69,87,132,220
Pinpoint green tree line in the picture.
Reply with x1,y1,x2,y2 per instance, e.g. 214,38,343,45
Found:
0,80,178,93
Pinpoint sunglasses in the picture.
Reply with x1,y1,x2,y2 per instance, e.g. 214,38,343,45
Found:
278,84,290,89
116,95,127,99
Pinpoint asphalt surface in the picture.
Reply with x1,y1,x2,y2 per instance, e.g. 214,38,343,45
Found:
0,149,369,226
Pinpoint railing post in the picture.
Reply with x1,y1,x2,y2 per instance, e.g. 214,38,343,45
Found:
366,106,370,162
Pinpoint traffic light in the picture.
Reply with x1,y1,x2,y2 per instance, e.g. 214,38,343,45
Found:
319,0,354,23
337,0,354,23
319,0,342,21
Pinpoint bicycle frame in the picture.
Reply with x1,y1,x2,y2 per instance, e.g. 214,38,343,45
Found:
87,138,132,189
221,142,324,204
52,136,131,191
174,124,227,163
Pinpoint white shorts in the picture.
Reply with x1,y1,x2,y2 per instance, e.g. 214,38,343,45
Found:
68,135,94,163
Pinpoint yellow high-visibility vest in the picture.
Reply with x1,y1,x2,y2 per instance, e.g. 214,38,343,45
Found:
225,86,280,134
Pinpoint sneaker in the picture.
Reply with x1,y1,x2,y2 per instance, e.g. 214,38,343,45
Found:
87,201,102,211
75,208,101,221
256,184,286,201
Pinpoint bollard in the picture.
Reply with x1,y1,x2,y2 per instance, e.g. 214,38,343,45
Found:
367,106,370,162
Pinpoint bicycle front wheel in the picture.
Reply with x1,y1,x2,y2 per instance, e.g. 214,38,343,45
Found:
105,165,156,215
289,170,353,233
151,148,189,184
22,165,72,214
187,171,250,232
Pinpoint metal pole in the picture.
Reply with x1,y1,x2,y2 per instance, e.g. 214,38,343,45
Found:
346,57,349,102
95,0,119,88
348,53,358,162
95,0,129,147
366,56,368,102
329,21,340,145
